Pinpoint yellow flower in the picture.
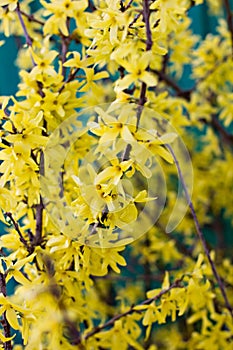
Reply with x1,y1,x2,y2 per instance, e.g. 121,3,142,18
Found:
95,158,133,186
92,246,126,274
0,0,17,11
5,110,47,149
0,293,26,331
89,105,135,146
38,88,71,118
0,188,16,222
72,163,129,217
151,0,187,33
30,48,58,77
80,68,109,93
134,129,177,164
86,0,130,46
218,92,233,126
42,0,88,36
0,6,15,37
113,51,158,91
63,51,93,69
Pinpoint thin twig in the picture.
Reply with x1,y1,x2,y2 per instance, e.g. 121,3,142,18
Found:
19,9,45,26
152,67,233,147
59,67,80,93
123,0,152,161
88,0,96,12
0,273,13,350
144,0,152,51
34,151,45,246
93,273,163,282
5,213,32,253
121,144,132,161
60,18,71,77
156,221,195,257
165,143,233,316
61,36,70,78
82,278,183,342
125,0,134,11
129,12,142,28
161,53,169,75
120,0,134,12
42,256,83,347
34,198,44,246
152,68,192,100
136,0,153,128
15,2,36,66
211,115,233,146
154,52,230,102
15,3,32,47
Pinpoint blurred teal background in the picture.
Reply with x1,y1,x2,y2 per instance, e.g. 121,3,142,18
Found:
0,35,19,95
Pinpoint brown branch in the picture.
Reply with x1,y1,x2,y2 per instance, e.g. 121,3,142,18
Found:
81,278,184,343
34,197,44,246
122,2,152,155
60,18,71,78
88,0,96,12
143,238,153,293
125,0,134,10
94,273,163,282
161,53,169,75
120,0,134,12
15,3,32,47
63,314,83,346
129,12,142,28
61,35,70,78
58,50,92,92
5,212,33,253
156,221,195,257
42,256,83,347
121,144,132,161
223,0,233,58
152,68,233,147
144,0,152,51
59,67,80,93
211,115,233,146
153,52,231,104
152,68,192,100
0,273,12,350
189,0,196,9
15,2,36,66
136,0,152,128
34,151,45,247
165,142,233,316
19,9,45,26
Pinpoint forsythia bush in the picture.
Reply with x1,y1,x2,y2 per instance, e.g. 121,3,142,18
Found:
0,0,233,349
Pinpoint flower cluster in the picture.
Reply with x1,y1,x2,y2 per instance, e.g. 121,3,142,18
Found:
0,0,233,349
